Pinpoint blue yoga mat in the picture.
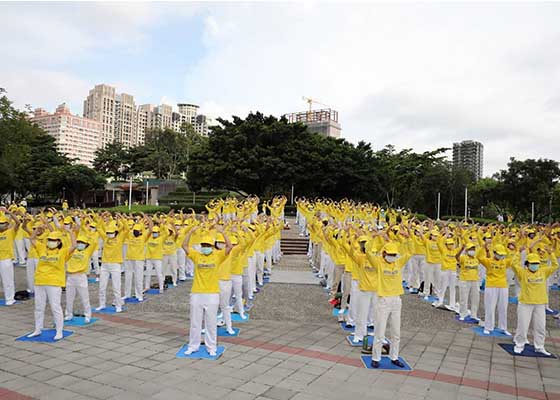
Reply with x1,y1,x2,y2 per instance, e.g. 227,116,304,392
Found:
472,326,512,338
498,343,557,359
217,327,240,337
124,297,144,304
339,322,373,333
145,289,162,295
231,313,249,322
93,306,127,314
87,277,98,284
550,284,560,291
176,344,225,360
546,308,558,316
0,300,21,306
16,329,73,342
421,295,439,303
455,315,480,324
64,317,99,326
332,308,348,317
361,356,413,371
508,297,518,304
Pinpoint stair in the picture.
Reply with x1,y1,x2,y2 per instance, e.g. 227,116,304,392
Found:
281,238,309,255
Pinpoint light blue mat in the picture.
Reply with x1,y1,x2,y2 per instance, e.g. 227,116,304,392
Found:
217,327,240,337
145,289,162,295
176,344,225,360
16,329,73,343
124,297,144,304
361,356,412,370
64,317,99,326
231,313,249,322
332,308,348,317
0,300,21,306
472,326,512,338
508,297,518,304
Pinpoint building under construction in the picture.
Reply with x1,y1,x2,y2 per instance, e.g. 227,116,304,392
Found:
284,108,342,138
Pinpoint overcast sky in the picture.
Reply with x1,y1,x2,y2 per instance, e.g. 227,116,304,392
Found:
2,2,560,176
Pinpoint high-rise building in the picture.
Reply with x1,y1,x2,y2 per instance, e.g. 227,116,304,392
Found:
284,108,342,138
453,140,484,180
152,104,173,130
83,84,116,147
177,103,199,120
30,103,102,167
115,93,137,148
137,104,155,144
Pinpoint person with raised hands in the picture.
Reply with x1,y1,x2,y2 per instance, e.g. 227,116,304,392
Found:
434,228,461,310
0,206,21,306
182,223,232,356
124,215,152,301
65,227,95,323
456,241,482,322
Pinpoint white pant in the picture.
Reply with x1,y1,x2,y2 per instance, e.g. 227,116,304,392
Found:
514,303,546,350
373,296,401,361
90,250,100,275
65,273,91,319
346,279,359,325
26,258,38,293
459,280,480,319
248,256,256,295
125,260,144,299
231,274,245,316
34,285,63,334
186,255,194,276
264,249,273,271
409,255,425,290
422,263,441,296
177,248,187,280
0,258,15,303
14,239,27,264
145,259,163,291
355,291,377,340
219,280,233,331
163,253,178,284
188,293,219,353
484,287,508,332
255,251,265,286
99,263,123,308
436,270,457,306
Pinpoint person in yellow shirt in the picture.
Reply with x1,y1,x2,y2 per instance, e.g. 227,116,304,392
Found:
478,243,514,335
216,232,240,335
456,242,481,322
14,214,28,266
408,224,427,294
512,253,559,355
162,224,179,287
434,237,460,310
182,225,232,356
0,208,21,305
65,233,96,323
421,228,442,300
125,221,151,301
22,220,46,295
85,221,101,282
145,226,166,293
369,240,412,368
96,218,127,312
28,229,75,340
230,230,248,320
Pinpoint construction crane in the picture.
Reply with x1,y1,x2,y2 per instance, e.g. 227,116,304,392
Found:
302,96,330,112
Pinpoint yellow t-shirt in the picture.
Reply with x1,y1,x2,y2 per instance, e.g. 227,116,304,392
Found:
100,232,127,264
353,252,377,292
424,238,442,264
438,241,459,271
190,250,225,294
0,228,16,260
370,251,410,297
146,235,165,260
67,245,96,274
513,263,558,304
126,233,148,261
478,255,511,288
34,243,69,287
458,254,480,281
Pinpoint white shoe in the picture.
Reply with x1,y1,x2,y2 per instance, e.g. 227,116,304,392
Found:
64,315,73,321
184,348,195,355
217,319,225,327
459,316,466,321
352,337,362,344
53,331,63,340
84,318,91,324
503,330,512,336
27,330,42,338
514,345,524,354
115,307,122,313
338,309,345,315
137,297,143,302
208,351,217,357
227,329,235,335
483,329,491,335
94,306,105,311
535,348,551,356
95,277,99,282
240,314,247,320
424,296,429,300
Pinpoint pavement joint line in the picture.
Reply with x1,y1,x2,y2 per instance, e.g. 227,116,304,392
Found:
96,313,559,400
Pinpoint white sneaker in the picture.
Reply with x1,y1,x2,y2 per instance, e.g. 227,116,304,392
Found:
94,306,105,311
535,348,551,356
459,316,466,321
184,348,195,355
115,307,122,313
64,315,73,321
240,314,247,320
514,345,524,354
424,296,429,300
227,329,236,335
84,318,91,324
338,309,345,315
95,277,99,282
5,300,16,306
502,330,512,336
483,329,491,335
27,330,42,338
53,331,63,340
352,337,362,344
208,351,217,357
137,297,143,302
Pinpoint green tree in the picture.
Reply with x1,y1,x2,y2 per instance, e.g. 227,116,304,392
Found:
44,164,105,206
93,141,130,180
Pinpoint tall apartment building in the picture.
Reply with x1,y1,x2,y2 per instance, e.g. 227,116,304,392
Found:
30,103,102,167
452,140,484,180
137,104,155,145
114,93,138,148
83,84,116,147
178,103,199,120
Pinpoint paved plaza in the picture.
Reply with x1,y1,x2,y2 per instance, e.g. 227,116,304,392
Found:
1,224,560,400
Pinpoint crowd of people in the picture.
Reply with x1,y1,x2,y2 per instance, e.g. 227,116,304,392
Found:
0,195,286,355
296,199,560,367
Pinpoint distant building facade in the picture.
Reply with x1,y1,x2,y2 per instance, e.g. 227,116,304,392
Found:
284,108,342,138
83,84,116,147
31,103,102,167
453,140,484,180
